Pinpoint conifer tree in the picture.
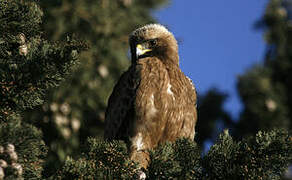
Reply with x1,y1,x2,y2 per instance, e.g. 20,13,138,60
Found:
232,0,292,178
196,89,233,147
236,0,292,137
0,0,86,179
56,130,292,179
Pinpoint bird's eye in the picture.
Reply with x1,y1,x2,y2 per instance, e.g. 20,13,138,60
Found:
149,39,157,46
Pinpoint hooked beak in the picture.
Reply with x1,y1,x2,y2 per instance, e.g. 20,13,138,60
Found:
136,44,152,59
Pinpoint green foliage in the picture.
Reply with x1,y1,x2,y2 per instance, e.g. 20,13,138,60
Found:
54,138,139,179
236,0,292,136
0,0,42,38
196,88,233,146
55,138,201,180
236,66,289,137
55,130,292,179
210,0,292,177
0,116,47,179
203,129,292,179
0,0,86,179
147,138,203,179
0,0,87,120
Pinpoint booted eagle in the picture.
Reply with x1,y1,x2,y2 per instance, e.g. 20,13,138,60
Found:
104,24,197,169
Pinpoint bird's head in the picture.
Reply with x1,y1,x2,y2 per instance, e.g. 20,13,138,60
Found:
129,24,179,65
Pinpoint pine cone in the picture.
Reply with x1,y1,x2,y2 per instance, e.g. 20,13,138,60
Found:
18,33,28,56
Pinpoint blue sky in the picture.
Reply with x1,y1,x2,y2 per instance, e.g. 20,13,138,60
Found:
155,0,268,119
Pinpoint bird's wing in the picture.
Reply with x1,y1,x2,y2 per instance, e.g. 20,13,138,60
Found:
186,76,197,107
104,66,139,140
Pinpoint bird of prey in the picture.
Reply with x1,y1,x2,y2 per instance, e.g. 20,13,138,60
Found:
104,24,197,169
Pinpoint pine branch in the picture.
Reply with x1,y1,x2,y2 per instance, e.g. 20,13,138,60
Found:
55,130,292,179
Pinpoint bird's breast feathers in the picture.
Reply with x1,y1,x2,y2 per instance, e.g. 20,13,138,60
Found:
133,57,195,115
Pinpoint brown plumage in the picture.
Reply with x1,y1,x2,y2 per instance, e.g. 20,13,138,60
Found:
104,24,197,169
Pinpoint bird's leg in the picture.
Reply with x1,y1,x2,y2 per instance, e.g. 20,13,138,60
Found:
129,132,151,169
129,133,151,180
130,150,150,169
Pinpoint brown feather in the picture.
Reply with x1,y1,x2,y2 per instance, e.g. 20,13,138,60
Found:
104,24,197,169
